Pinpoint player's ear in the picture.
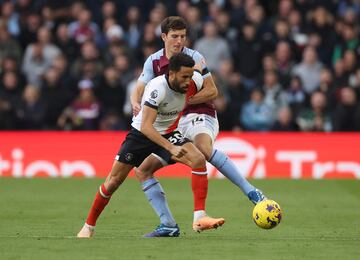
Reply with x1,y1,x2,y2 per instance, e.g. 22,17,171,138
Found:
168,70,175,80
161,33,167,42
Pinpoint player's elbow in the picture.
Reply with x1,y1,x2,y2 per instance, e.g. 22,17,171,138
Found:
211,87,219,99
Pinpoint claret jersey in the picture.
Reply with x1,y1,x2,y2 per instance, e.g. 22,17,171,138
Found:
132,71,203,134
138,47,216,118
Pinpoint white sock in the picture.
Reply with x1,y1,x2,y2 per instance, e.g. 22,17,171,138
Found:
85,223,95,230
193,210,206,222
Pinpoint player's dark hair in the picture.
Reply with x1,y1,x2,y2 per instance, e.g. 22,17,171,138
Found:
169,53,195,72
161,16,187,34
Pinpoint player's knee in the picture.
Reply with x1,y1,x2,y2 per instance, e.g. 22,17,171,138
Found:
134,167,153,182
108,170,127,188
194,142,212,160
189,151,206,169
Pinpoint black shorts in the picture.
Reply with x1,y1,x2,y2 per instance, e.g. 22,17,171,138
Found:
115,128,190,167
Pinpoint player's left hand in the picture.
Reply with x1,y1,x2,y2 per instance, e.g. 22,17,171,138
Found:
132,102,141,116
170,145,188,158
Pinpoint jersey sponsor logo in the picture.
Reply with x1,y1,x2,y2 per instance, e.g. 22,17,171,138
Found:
125,153,134,162
150,90,158,99
158,110,180,116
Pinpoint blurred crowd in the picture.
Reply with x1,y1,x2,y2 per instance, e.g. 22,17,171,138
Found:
0,0,360,132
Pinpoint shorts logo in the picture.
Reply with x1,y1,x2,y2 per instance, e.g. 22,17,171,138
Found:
150,90,158,99
125,153,133,162
192,116,204,125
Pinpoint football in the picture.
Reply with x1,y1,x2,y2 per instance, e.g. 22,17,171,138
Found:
252,199,282,229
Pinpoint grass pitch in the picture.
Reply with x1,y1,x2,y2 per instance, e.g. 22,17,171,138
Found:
0,178,359,260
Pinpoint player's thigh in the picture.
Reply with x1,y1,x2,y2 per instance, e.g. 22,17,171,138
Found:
116,128,163,167
178,113,219,143
136,154,164,181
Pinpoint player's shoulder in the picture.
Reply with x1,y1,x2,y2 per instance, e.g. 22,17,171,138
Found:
147,48,165,61
182,47,204,62
148,74,167,89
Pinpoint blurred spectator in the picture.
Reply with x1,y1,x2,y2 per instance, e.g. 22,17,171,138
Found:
262,70,288,113
14,84,46,129
41,66,73,129
286,75,307,117
57,79,102,130
297,91,332,132
0,71,22,129
18,12,42,49
274,41,295,86
333,58,349,87
0,1,20,37
71,41,103,80
123,6,142,50
184,5,203,46
113,54,133,86
68,9,101,46
235,21,262,91
0,25,22,64
292,46,323,94
332,87,360,131
22,42,51,86
96,66,125,116
271,106,299,131
55,23,78,61
332,22,359,65
194,20,232,73
240,88,275,131
317,68,338,111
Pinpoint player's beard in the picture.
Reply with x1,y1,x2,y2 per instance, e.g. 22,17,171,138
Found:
171,78,187,94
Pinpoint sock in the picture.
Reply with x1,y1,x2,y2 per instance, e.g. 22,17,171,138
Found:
191,167,208,212
193,210,206,222
142,178,176,227
85,184,112,226
209,149,254,195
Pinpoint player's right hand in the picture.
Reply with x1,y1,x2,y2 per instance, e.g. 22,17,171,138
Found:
170,145,188,158
132,102,141,116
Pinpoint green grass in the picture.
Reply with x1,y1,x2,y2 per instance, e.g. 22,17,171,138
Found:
0,178,359,260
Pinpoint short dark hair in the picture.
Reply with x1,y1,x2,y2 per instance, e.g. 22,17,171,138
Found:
169,53,195,72
161,16,187,34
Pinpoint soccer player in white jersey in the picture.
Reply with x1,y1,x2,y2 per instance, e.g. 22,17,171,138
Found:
131,16,267,232
77,53,222,238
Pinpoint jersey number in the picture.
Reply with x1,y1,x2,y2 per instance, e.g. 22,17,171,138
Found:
168,132,184,144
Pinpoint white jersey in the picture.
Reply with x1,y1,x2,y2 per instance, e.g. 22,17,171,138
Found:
132,72,203,134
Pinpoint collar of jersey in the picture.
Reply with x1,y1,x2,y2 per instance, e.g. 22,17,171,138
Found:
160,47,186,69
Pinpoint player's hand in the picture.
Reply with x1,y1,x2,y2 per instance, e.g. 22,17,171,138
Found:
170,145,188,158
132,102,141,116
193,63,202,73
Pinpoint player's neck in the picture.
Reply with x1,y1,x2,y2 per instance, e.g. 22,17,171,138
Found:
165,48,173,59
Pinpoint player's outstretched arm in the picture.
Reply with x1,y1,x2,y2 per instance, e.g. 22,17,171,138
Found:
140,105,187,158
187,75,218,105
130,80,146,116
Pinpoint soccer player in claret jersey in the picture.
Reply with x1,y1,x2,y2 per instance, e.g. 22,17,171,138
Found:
131,16,267,232
78,53,219,238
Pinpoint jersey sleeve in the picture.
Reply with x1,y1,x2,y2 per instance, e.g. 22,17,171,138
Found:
192,51,211,79
143,80,165,109
192,71,203,91
138,55,155,84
